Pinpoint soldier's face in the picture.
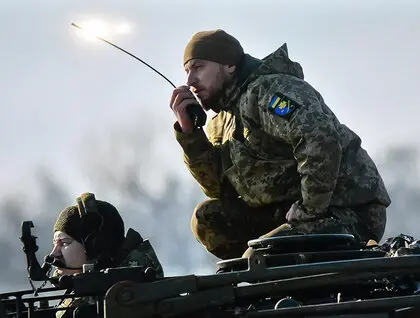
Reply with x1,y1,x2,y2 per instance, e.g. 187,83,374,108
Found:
50,231,89,276
185,59,236,112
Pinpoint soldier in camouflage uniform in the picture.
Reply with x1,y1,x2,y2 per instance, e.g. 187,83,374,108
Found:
170,29,391,260
50,192,163,318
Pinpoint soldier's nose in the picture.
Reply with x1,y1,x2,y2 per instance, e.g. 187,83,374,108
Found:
50,245,61,258
187,73,198,87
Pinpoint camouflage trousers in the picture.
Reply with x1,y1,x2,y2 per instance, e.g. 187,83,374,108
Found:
190,197,387,260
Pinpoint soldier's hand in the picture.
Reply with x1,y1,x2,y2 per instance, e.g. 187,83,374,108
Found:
170,85,200,133
285,203,300,222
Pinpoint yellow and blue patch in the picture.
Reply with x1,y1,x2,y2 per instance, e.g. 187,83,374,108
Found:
268,93,297,117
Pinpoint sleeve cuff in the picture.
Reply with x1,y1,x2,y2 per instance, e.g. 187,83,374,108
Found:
173,122,210,157
288,201,328,222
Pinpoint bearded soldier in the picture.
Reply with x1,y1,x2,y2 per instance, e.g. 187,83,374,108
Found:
170,29,391,259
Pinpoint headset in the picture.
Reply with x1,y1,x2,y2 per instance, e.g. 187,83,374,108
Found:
76,192,109,266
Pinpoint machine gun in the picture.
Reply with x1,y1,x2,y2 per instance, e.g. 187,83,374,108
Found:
3,222,420,318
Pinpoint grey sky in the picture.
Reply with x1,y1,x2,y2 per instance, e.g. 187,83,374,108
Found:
1,0,419,198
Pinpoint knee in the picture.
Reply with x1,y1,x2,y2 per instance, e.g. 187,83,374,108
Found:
191,199,251,260
190,199,222,244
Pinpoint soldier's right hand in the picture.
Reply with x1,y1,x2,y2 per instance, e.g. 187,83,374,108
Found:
170,85,200,133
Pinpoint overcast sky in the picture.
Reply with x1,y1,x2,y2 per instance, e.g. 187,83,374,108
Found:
1,0,419,199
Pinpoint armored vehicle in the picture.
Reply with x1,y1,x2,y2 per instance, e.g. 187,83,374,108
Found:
2,221,420,318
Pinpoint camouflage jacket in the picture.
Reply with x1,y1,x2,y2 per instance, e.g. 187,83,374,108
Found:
175,43,391,220
118,228,164,278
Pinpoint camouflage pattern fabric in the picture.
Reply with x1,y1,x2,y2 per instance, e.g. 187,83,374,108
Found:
119,238,164,278
176,43,391,258
191,195,293,259
192,195,386,260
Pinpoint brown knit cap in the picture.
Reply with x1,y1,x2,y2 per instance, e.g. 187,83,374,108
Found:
183,29,244,66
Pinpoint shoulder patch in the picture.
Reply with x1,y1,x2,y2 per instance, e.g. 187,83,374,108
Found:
268,92,298,117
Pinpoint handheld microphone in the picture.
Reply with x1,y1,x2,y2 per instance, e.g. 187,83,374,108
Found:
44,255,83,271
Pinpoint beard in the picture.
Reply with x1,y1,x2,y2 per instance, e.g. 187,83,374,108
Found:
200,90,223,112
199,67,233,113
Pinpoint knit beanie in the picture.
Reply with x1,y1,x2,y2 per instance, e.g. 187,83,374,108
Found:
183,29,244,66
54,206,83,243
53,194,125,260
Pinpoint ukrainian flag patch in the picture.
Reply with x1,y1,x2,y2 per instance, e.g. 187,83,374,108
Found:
268,93,297,117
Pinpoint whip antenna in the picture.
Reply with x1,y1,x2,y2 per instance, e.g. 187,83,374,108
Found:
71,22,176,88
